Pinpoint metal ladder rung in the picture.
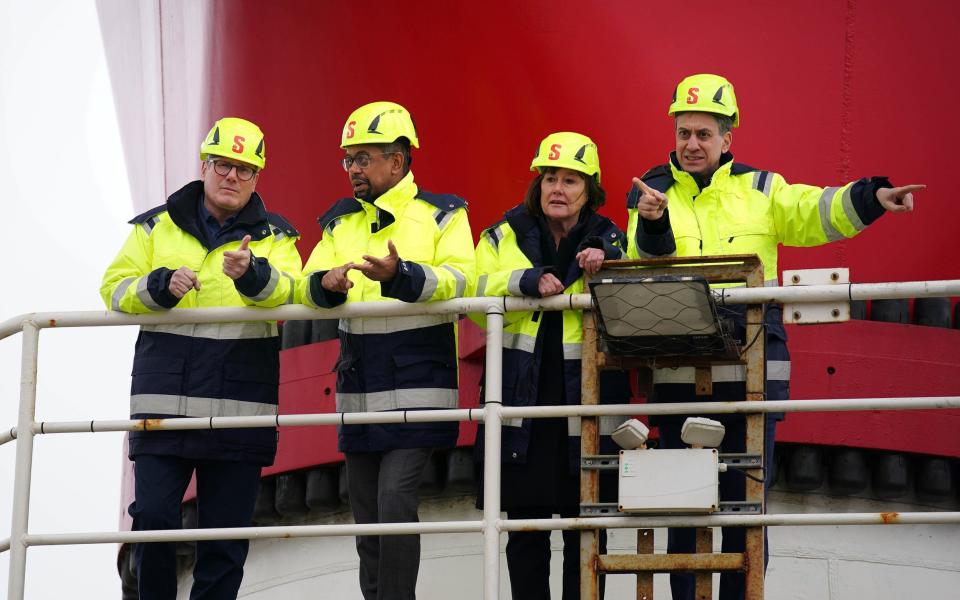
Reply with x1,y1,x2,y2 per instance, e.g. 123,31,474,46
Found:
597,551,745,574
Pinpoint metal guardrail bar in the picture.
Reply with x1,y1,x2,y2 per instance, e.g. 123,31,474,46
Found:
5,397,956,444
17,511,960,548
2,278,959,340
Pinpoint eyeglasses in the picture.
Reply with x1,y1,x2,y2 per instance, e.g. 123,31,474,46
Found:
341,152,398,171
208,159,258,181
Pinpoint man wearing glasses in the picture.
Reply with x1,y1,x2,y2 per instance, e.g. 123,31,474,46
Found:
298,101,475,600
101,117,302,599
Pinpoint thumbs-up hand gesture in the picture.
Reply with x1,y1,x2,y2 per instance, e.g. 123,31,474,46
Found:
356,239,401,282
223,235,252,280
633,177,669,221
169,267,201,298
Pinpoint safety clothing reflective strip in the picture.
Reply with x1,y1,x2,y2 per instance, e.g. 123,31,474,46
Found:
131,394,278,418
818,186,844,242
476,274,489,297
248,264,280,302
339,314,456,335
142,322,278,340
568,415,626,437
434,209,455,231
303,270,323,308
112,277,136,311
507,269,525,296
417,264,439,302
652,360,791,384
503,417,524,428
283,272,296,304
563,344,582,360
752,171,773,197
840,185,867,232
633,246,675,259
136,277,165,311
441,264,467,297
336,388,459,412
502,330,537,353
141,216,159,235
486,227,501,250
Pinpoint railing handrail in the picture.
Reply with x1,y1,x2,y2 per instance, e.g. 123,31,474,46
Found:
3,278,959,341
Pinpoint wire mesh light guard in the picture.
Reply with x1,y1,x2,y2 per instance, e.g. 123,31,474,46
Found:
588,274,739,359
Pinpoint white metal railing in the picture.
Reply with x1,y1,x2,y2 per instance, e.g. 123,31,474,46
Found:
2,279,960,600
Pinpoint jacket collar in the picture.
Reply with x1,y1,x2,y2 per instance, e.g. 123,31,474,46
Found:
359,171,417,232
669,151,735,192
166,180,270,248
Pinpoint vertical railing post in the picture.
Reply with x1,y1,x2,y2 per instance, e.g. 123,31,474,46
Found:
482,307,504,600
8,321,40,600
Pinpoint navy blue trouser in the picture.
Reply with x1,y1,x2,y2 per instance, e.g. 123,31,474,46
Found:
505,507,607,600
130,455,262,600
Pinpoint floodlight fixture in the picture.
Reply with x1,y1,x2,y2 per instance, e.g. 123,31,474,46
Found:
588,274,738,359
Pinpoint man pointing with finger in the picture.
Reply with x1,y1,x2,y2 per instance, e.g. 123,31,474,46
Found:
626,74,924,600
102,117,301,599
298,101,475,600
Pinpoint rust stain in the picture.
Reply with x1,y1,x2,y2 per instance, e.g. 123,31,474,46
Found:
142,418,165,431
48,319,57,327
880,512,900,524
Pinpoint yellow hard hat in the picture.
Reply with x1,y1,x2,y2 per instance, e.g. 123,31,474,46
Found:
668,74,740,127
199,117,266,170
530,131,601,183
341,101,420,149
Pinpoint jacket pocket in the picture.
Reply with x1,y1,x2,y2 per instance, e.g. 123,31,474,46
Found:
223,362,278,405
393,353,456,390
130,356,185,397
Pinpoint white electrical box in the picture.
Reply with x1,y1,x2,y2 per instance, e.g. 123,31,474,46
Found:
618,449,719,513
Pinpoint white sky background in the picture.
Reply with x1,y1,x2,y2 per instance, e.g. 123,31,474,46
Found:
0,0,136,597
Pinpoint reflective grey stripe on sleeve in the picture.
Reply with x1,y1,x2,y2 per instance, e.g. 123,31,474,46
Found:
562,343,582,360
840,185,867,232
818,186,844,242
503,417,524,428
141,216,159,235
111,277,137,311
248,264,280,301
752,171,773,196
441,264,467,297
502,330,537,353
435,210,455,231
283,272,296,304
486,227,501,250
339,314,455,335
476,274,489,297
653,360,791,384
336,388,459,412
417,264,440,302
136,276,165,311
507,269,525,296
131,394,278,417
568,415,627,437
303,270,322,308
142,322,277,340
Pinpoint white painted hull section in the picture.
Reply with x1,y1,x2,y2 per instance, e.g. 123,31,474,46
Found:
174,492,959,599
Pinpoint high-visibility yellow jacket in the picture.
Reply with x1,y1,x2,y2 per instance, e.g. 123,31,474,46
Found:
101,180,302,465
627,153,891,285
297,171,476,452
474,205,629,468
